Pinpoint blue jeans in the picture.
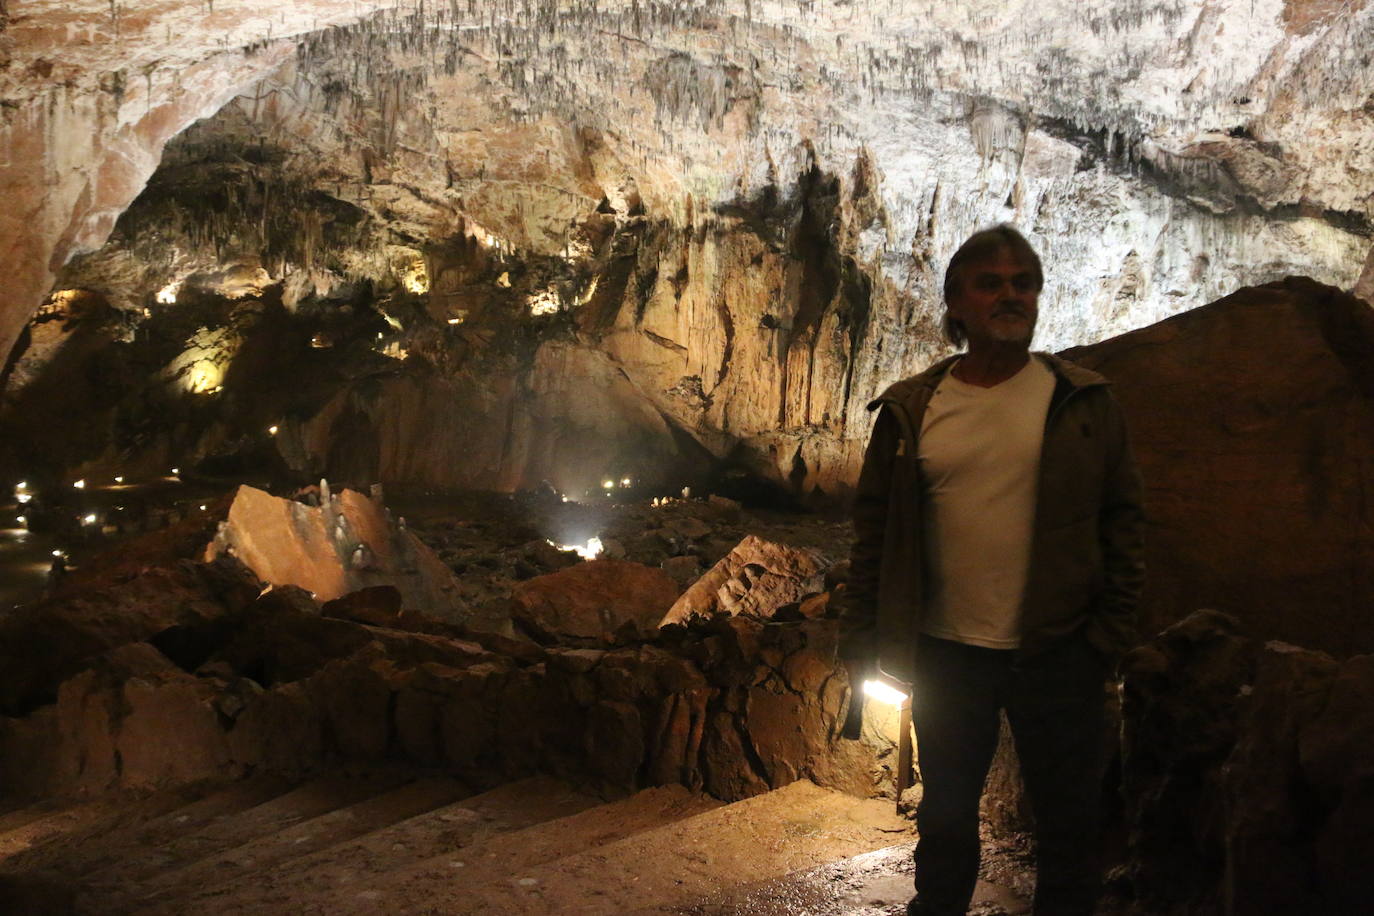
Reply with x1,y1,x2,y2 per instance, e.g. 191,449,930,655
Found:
908,632,1109,916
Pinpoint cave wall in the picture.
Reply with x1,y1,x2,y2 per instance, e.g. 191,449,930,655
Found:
5,0,1373,362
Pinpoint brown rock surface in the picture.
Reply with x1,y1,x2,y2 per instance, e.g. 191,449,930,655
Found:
660,534,829,626
205,484,468,622
1065,278,1374,656
509,559,679,644
0,559,246,716
1118,610,1374,913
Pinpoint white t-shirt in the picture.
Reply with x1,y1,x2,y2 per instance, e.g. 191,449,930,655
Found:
917,356,1056,648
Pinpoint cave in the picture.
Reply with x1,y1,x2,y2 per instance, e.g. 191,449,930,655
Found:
1,2,1372,914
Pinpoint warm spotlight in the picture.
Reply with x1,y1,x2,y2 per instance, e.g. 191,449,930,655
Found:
863,679,910,706
72,479,86,490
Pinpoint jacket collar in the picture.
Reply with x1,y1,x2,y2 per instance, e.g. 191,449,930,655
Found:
867,351,1108,412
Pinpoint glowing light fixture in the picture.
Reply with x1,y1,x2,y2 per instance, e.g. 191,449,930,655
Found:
16,515,26,526
864,679,910,706
114,476,124,484
199,504,207,511
620,477,632,488
171,468,180,476
268,425,280,436
51,549,66,559
546,537,604,560
447,317,464,325
82,513,98,525
72,479,86,490
155,282,180,305
16,493,31,504
602,480,614,489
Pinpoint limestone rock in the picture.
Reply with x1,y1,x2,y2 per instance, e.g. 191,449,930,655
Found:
1118,609,1258,908
227,681,324,777
1066,278,1374,656
1223,641,1341,916
321,585,405,628
0,561,237,716
660,535,828,626
1117,610,1374,912
510,559,680,645
204,484,469,623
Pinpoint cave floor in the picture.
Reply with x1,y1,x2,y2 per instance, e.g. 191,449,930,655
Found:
0,770,978,915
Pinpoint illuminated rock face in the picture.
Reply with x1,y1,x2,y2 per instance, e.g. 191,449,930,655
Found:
3,1,1373,496
205,483,468,621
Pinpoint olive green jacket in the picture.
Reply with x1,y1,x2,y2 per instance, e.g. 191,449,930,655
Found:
842,352,1146,683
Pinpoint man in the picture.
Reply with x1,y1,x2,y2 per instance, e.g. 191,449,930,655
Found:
842,225,1145,916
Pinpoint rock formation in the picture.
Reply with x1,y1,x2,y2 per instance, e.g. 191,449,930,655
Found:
205,482,468,622
1066,277,1374,656
1119,609,1374,914
4,1,1373,500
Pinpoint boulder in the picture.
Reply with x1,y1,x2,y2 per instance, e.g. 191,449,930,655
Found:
227,681,324,777
509,559,679,644
1223,641,1340,916
0,560,243,716
321,585,405,628
659,535,828,626
1065,278,1374,656
1118,609,1258,908
204,483,469,623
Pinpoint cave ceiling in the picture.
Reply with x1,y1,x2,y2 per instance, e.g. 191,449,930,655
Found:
1,0,1373,494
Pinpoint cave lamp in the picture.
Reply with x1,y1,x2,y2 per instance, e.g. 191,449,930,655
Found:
863,678,910,706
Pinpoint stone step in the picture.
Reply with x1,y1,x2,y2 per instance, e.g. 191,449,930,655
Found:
54,776,294,881
0,790,205,871
411,779,912,915
78,771,408,911
133,775,605,915
118,774,471,912
254,782,725,916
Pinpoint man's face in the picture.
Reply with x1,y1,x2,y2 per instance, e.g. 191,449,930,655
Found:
948,247,1041,349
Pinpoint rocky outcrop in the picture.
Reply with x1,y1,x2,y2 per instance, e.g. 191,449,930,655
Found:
204,483,468,623
7,1,1374,500
510,559,680,644
0,557,258,717
0,564,881,803
660,534,829,626
1119,610,1374,914
1066,277,1374,657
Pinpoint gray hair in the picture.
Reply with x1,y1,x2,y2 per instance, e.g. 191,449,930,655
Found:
941,225,1043,348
